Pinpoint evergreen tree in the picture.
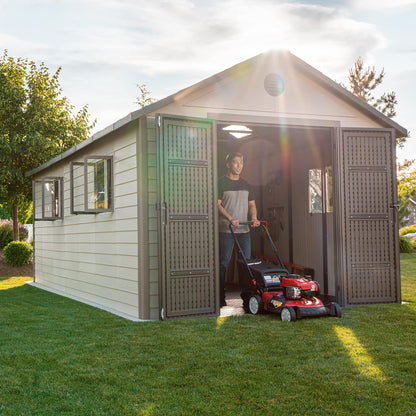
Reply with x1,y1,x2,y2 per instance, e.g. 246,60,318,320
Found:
135,84,157,108
346,57,405,147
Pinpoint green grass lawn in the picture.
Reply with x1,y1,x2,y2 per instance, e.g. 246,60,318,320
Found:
1,257,416,416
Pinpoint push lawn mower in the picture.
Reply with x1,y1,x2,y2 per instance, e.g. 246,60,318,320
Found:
230,221,342,322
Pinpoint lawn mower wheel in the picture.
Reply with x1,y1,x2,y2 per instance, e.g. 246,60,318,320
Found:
248,295,263,315
281,306,297,322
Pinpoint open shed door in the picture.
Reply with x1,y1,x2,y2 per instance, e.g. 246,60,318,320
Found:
157,115,218,319
340,129,400,305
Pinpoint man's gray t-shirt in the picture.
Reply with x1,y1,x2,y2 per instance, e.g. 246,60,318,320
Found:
218,176,255,233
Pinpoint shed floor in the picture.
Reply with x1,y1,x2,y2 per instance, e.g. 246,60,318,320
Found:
220,288,245,317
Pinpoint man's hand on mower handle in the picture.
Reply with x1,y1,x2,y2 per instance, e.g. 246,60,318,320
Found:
230,219,240,228
229,219,261,228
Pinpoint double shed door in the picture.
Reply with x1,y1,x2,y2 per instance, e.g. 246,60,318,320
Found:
156,122,400,316
157,115,218,319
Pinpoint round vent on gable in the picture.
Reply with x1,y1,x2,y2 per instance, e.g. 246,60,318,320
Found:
264,73,284,97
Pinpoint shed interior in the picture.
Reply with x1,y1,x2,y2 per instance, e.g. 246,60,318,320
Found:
217,122,336,301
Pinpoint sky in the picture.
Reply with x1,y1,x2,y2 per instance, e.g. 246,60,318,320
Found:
1,0,415,161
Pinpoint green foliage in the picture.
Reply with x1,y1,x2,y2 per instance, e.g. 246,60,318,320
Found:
0,204,11,219
397,160,416,226
0,223,12,249
0,200,32,224
0,50,95,236
3,241,33,266
16,199,32,224
399,224,416,236
399,236,414,253
0,220,27,249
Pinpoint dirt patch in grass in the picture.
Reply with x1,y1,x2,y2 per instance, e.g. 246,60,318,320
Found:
0,250,33,278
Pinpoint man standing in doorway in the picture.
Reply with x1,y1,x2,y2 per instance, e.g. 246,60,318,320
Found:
218,152,260,307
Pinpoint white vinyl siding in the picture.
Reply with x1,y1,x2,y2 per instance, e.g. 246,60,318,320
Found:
33,125,139,319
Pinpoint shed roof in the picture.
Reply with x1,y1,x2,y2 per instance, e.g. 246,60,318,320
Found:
27,50,407,177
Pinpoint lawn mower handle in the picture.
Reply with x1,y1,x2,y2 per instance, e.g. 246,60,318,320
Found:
228,220,286,271
228,220,268,231
227,221,262,282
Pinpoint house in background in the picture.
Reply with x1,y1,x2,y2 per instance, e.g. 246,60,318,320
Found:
403,198,416,227
27,51,407,321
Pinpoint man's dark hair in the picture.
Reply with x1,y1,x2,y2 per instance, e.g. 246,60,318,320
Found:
226,152,243,164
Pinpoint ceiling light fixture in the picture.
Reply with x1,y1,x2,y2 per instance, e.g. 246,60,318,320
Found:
222,124,252,139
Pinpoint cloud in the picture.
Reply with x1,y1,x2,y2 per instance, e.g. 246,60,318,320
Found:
0,0,387,80
35,0,382,81
351,0,416,9
0,0,393,131
0,32,52,58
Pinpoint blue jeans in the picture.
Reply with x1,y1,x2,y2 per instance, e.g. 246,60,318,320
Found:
219,232,251,302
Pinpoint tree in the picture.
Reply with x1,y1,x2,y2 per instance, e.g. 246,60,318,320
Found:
135,83,157,108
0,201,32,224
346,57,405,147
0,51,95,240
397,159,416,227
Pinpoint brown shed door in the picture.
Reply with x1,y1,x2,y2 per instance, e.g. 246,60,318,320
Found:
158,115,218,318
341,129,400,304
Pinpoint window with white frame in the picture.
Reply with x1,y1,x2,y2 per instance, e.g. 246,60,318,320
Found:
33,177,63,220
70,156,113,214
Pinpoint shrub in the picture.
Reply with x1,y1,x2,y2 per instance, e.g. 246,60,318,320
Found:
3,241,33,267
0,220,28,249
399,224,416,237
399,236,414,253
0,223,13,249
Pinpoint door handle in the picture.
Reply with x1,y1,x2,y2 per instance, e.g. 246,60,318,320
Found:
161,202,168,225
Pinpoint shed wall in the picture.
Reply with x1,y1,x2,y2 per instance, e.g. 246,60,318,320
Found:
33,123,140,319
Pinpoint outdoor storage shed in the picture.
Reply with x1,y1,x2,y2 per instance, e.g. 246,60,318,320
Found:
27,50,407,321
